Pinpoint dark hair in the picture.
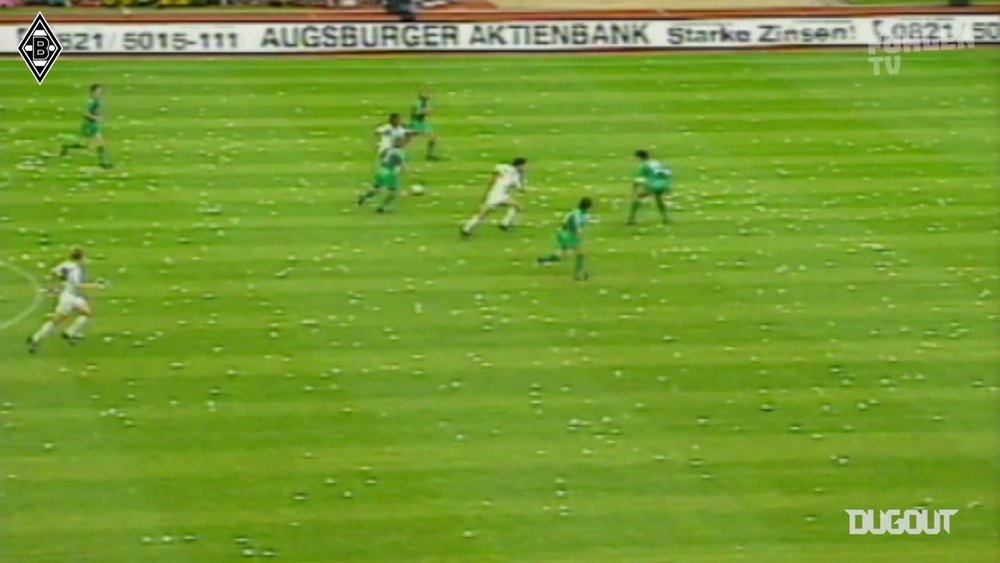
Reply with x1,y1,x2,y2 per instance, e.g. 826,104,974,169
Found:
579,197,593,211
635,150,649,159
70,247,84,261
389,113,400,121
512,157,527,167
90,84,101,93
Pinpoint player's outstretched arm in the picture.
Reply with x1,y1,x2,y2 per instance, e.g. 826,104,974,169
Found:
79,281,108,291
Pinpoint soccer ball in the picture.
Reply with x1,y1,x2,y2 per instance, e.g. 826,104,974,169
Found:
410,184,427,196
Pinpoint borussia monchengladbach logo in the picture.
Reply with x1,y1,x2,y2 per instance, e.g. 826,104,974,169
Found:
17,13,63,84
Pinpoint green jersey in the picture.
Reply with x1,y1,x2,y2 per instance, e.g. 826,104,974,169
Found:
81,97,103,138
637,159,672,194
562,209,589,235
379,147,406,174
410,98,430,124
409,98,434,134
556,209,589,251
638,160,671,183
86,98,102,121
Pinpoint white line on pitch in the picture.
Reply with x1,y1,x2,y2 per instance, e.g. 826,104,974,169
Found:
0,260,43,334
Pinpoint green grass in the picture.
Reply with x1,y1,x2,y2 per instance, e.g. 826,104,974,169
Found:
0,50,998,563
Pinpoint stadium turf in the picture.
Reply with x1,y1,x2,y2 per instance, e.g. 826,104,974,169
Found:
0,50,997,563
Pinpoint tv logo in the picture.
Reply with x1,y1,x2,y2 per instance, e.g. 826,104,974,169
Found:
867,44,902,76
17,13,63,84
868,39,974,77
846,509,958,535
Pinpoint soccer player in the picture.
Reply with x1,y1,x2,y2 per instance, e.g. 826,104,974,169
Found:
60,84,113,169
460,158,527,238
408,89,439,160
537,197,594,281
357,137,407,214
26,247,104,353
375,113,408,158
627,150,672,225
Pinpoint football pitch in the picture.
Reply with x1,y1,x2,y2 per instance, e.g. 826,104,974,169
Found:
0,50,998,563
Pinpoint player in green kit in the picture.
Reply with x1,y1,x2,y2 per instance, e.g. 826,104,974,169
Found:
357,137,407,214
537,197,594,281
408,89,439,161
60,84,112,169
627,150,672,225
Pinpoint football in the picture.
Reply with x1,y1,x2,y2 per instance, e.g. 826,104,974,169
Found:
410,184,427,196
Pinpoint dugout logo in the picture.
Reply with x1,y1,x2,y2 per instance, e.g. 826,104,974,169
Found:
846,509,958,535
17,13,63,84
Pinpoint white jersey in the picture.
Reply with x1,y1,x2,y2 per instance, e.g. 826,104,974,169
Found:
376,124,408,155
487,164,524,201
53,261,84,297
51,260,88,315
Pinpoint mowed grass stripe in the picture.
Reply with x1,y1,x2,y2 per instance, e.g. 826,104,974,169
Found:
1,50,997,563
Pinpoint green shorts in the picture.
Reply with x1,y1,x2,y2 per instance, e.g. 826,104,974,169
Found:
408,121,434,135
373,170,400,191
81,122,101,139
650,180,671,195
636,178,671,195
556,230,581,251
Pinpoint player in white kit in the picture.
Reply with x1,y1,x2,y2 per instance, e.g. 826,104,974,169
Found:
375,113,409,158
460,157,528,238
26,247,104,353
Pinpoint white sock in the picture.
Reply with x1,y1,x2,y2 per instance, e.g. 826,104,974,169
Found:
66,316,90,338
462,215,481,233
501,208,519,227
32,321,56,343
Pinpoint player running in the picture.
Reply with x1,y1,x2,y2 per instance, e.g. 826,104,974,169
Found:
60,84,113,169
537,197,594,281
460,158,528,238
358,137,407,214
26,247,105,353
627,150,673,225
408,90,439,161
375,113,408,158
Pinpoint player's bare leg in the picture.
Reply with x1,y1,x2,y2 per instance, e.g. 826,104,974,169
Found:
93,135,113,169
572,248,589,281
376,191,398,214
63,135,112,169
358,185,380,207
539,249,587,280
654,193,669,224
498,201,523,232
60,136,85,157
461,205,495,238
80,134,113,169
426,133,439,161
537,248,566,266
498,207,516,230
27,313,68,354
627,185,649,225
62,302,93,344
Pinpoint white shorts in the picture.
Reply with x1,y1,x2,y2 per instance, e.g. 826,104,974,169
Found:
56,293,87,316
485,191,514,209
